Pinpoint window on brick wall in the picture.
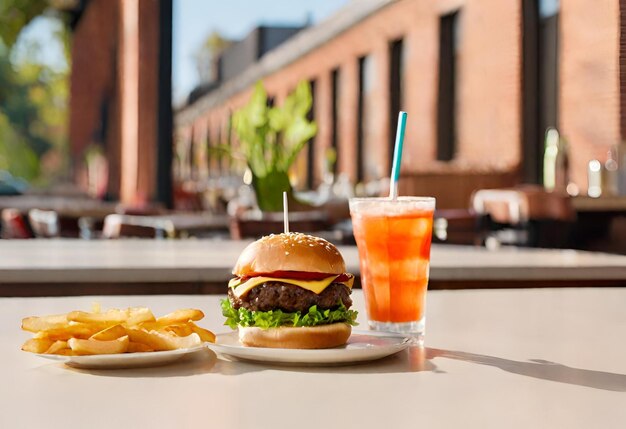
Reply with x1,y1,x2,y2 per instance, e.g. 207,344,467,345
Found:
357,56,365,183
225,112,233,172
182,127,194,182
358,54,376,182
307,79,317,189
539,1,560,156
389,38,405,173
522,0,560,183
216,125,223,174
437,10,460,162
331,68,340,177
204,123,211,178
291,81,317,191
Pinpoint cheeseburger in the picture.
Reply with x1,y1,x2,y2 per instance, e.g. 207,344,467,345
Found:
221,232,357,349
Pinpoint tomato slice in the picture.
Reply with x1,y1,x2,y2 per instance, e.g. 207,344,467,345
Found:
238,271,353,282
334,273,353,282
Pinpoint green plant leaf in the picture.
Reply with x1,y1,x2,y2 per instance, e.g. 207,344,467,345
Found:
232,80,317,188
221,298,359,329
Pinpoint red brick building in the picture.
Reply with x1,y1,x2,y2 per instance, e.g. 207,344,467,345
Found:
69,0,172,206
176,0,621,209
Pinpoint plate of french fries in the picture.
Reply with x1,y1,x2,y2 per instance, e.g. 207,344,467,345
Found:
21,305,215,369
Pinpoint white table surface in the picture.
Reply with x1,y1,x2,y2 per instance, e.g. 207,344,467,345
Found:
2,288,625,429
1,239,626,283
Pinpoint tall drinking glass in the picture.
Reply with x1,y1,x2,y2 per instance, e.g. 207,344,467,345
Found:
349,197,435,344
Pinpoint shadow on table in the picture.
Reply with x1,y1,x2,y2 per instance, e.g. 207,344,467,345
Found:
63,346,441,377
64,348,219,378
212,345,442,375
427,348,626,392
62,346,626,391
209,347,626,391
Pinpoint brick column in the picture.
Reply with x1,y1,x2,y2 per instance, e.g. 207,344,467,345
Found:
136,0,160,203
117,0,163,205
118,0,139,203
621,0,626,140
69,0,121,198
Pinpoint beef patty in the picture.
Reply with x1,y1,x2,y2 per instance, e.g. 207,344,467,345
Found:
228,282,352,313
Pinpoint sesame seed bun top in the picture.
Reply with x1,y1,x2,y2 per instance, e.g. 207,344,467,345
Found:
232,233,346,276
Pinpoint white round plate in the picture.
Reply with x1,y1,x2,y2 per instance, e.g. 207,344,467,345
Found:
35,345,206,369
208,330,411,365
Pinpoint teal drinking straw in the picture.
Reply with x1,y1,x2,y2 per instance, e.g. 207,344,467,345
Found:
389,111,407,200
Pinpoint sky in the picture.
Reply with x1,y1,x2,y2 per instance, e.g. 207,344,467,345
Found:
11,16,66,72
13,1,349,104
172,0,349,103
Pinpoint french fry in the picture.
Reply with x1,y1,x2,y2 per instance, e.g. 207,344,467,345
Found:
67,309,129,325
68,336,129,355
127,342,153,353
156,309,204,325
125,307,156,326
68,307,156,327
21,338,54,354
155,331,202,350
189,321,216,343
126,329,201,351
21,306,213,356
164,324,193,337
22,314,68,333
45,340,69,355
125,328,169,351
34,323,104,341
90,324,127,341
136,321,160,331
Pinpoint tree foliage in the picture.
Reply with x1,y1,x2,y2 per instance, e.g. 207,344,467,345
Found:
0,0,48,48
194,30,232,84
0,1,69,183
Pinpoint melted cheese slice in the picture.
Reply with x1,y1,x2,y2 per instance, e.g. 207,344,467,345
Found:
229,275,354,298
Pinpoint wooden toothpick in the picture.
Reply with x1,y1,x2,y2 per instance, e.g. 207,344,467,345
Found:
283,192,290,233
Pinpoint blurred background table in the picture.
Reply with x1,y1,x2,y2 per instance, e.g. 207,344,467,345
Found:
570,196,626,254
0,195,118,219
572,195,626,212
2,288,625,428
0,240,625,296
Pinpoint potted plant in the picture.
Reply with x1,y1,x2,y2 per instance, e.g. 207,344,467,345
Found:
232,81,317,212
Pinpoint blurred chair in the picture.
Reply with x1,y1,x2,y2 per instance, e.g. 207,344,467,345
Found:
1,208,33,239
471,185,575,248
78,216,105,239
102,214,175,239
229,210,329,240
173,184,204,211
28,209,60,238
433,209,491,246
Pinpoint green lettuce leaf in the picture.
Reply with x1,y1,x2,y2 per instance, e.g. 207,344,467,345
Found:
221,299,358,330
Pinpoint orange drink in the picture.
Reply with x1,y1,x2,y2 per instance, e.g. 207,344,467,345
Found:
350,197,435,342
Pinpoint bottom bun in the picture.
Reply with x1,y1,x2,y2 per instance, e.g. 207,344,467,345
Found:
239,323,352,349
